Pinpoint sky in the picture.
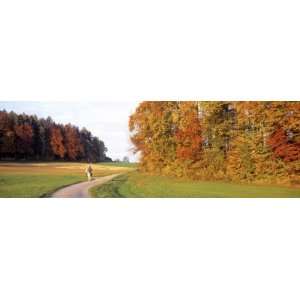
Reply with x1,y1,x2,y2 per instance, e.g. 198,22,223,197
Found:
0,101,141,162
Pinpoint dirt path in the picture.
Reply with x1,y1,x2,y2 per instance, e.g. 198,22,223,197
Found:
51,174,121,198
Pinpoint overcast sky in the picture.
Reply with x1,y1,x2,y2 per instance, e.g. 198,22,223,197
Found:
0,101,140,161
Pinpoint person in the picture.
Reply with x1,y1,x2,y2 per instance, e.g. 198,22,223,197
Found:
85,164,93,181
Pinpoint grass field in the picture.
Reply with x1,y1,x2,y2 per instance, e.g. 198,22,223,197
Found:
91,171,300,198
1,162,299,198
98,162,138,168
0,162,134,198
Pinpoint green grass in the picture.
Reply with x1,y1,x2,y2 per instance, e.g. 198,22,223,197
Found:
2,162,299,198
0,162,130,198
0,174,84,198
91,172,300,198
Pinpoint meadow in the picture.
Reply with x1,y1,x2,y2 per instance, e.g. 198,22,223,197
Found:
0,162,133,198
1,162,299,198
91,171,300,198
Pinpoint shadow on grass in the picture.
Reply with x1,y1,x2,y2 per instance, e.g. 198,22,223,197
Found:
91,175,128,198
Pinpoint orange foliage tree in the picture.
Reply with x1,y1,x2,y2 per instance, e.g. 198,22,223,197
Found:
129,101,300,185
0,110,109,162
64,124,83,160
50,126,65,158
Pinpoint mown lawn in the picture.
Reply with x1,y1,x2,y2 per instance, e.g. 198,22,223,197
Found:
91,171,300,198
0,162,131,198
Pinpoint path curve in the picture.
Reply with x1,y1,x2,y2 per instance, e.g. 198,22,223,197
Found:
51,174,121,198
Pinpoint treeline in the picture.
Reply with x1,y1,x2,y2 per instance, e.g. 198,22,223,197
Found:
129,101,300,185
0,110,111,162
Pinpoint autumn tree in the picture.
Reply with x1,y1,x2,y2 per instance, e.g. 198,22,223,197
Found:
0,111,16,158
175,102,202,161
195,101,236,179
129,101,179,174
50,126,65,159
63,124,83,160
14,123,34,158
0,110,108,162
129,101,300,185
173,102,203,177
